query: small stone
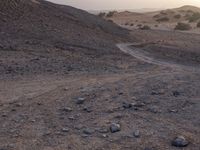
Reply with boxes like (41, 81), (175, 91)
(169, 109), (178, 113)
(118, 92), (124, 95)
(171, 136), (189, 147)
(68, 116), (75, 120)
(15, 103), (23, 107)
(83, 128), (94, 135)
(122, 102), (132, 109)
(62, 107), (73, 112)
(83, 107), (92, 112)
(61, 128), (69, 132)
(132, 102), (145, 108)
(76, 97), (85, 104)
(37, 102), (42, 106)
(110, 123), (121, 133)
(102, 134), (108, 138)
(75, 125), (84, 130)
(148, 107), (159, 113)
(133, 130), (140, 138)
(64, 87), (69, 91)
(97, 128), (109, 133)
(173, 91), (180, 97)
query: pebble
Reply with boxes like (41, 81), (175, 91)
(62, 107), (73, 112)
(68, 116), (75, 120)
(76, 97), (85, 104)
(61, 128), (69, 132)
(110, 123), (121, 133)
(83, 107), (92, 112)
(83, 128), (94, 135)
(133, 130), (140, 138)
(173, 91), (180, 97)
(102, 134), (108, 138)
(171, 136), (189, 147)
(122, 102), (132, 109)
(97, 128), (109, 133)
(15, 103), (23, 107)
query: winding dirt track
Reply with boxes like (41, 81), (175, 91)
(117, 43), (200, 72)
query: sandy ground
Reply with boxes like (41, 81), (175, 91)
(1, 29), (200, 149)
(0, 1), (200, 149)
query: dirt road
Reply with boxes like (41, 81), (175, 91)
(117, 43), (200, 72)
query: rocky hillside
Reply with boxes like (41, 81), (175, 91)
(0, 0), (132, 77)
(0, 0), (129, 52)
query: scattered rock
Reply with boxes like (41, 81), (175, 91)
(62, 107), (73, 112)
(169, 109), (178, 113)
(118, 92), (124, 95)
(148, 106), (160, 113)
(61, 128), (69, 132)
(83, 128), (94, 135)
(173, 91), (180, 97)
(171, 136), (189, 147)
(110, 123), (121, 133)
(15, 103), (23, 107)
(97, 127), (109, 133)
(37, 102), (42, 106)
(64, 87), (69, 91)
(132, 102), (145, 108)
(76, 97), (85, 104)
(122, 102), (132, 109)
(75, 125), (84, 130)
(102, 134), (108, 138)
(68, 116), (75, 120)
(133, 130), (140, 138)
(83, 107), (92, 112)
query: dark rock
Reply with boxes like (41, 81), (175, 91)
(122, 102), (132, 109)
(110, 123), (121, 133)
(97, 127), (109, 133)
(83, 128), (94, 135)
(68, 116), (75, 120)
(61, 128), (69, 132)
(15, 103), (23, 107)
(173, 91), (180, 97)
(83, 107), (92, 112)
(171, 136), (189, 147)
(133, 130), (140, 138)
(118, 92), (124, 95)
(102, 134), (108, 138)
(76, 97), (85, 104)
(132, 102), (145, 108)
(62, 107), (73, 112)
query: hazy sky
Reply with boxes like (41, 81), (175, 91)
(47, 0), (200, 10)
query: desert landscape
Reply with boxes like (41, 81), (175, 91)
(0, 0), (200, 150)
(102, 5), (200, 33)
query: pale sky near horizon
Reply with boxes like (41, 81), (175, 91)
(47, 0), (200, 10)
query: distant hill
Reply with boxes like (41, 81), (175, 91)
(104, 5), (200, 32)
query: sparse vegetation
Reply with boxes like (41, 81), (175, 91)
(106, 11), (117, 17)
(187, 12), (200, 22)
(98, 12), (106, 18)
(140, 25), (151, 30)
(160, 11), (167, 15)
(153, 14), (160, 18)
(125, 22), (129, 26)
(197, 21), (200, 28)
(174, 14), (181, 19)
(175, 22), (191, 30)
(156, 17), (170, 22)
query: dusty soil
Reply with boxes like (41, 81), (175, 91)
(0, 1), (200, 150)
